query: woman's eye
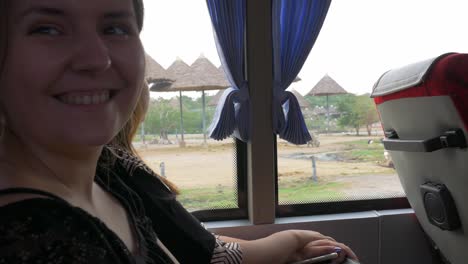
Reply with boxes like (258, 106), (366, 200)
(29, 26), (62, 36)
(103, 26), (129, 36)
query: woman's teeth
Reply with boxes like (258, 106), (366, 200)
(58, 91), (110, 105)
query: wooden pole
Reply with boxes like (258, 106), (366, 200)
(311, 156), (317, 182)
(326, 95), (330, 134)
(179, 90), (185, 147)
(202, 90), (207, 145)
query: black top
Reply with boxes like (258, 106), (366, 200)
(0, 148), (216, 264)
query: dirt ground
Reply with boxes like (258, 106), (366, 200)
(136, 134), (404, 196)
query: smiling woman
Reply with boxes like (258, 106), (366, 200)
(0, 1), (143, 153)
(0, 1), (358, 264)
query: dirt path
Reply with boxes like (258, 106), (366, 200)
(138, 143), (237, 188)
(330, 174), (405, 197)
(136, 135), (400, 195)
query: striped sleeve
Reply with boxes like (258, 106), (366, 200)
(210, 235), (243, 264)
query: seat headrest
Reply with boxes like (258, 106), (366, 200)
(371, 53), (454, 97)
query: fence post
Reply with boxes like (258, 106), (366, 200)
(160, 162), (166, 177)
(311, 156), (317, 182)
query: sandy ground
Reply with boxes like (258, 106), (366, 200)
(137, 142), (237, 188)
(136, 134), (404, 195)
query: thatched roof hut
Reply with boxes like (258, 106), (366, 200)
(148, 55), (230, 145)
(170, 54), (230, 91)
(150, 58), (191, 92)
(306, 74), (347, 96)
(145, 54), (173, 90)
(306, 74), (347, 133)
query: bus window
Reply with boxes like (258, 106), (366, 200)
(138, 0), (468, 221)
(276, 0), (468, 216)
(138, 1), (245, 220)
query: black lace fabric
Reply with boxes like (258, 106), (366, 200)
(0, 148), (241, 263)
(0, 177), (174, 264)
(0, 199), (117, 263)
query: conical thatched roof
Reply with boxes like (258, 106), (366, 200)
(145, 54), (173, 90)
(290, 89), (310, 109)
(145, 53), (166, 79)
(306, 74), (347, 96)
(166, 58), (192, 80)
(170, 55), (230, 91)
(151, 56), (230, 93)
(150, 58), (191, 92)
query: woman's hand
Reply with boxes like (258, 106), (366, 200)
(236, 229), (358, 264)
(288, 236), (358, 264)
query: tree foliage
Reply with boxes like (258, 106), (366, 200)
(304, 94), (353, 108)
(303, 94), (353, 132)
(336, 94), (379, 135)
(141, 95), (216, 136)
(144, 98), (178, 136)
(140, 93), (378, 137)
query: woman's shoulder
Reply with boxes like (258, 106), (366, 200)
(0, 198), (113, 263)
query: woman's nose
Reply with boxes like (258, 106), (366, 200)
(71, 32), (112, 74)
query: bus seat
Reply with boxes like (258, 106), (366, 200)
(371, 52), (468, 264)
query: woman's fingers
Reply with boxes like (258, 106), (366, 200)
(288, 230), (359, 264)
(297, 239), (339, 258)
(299, 239), (358, 264)
(290, 245), (338, 263)
(329, 242), (358, 264)
(291, 230), (336, 246)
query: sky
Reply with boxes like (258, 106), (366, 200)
(140, 0), (468, 98)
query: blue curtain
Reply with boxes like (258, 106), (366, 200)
(272, 0), (332, 144)
(206, 0), (250, 142)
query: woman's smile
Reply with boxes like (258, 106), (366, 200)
(56, 90), (116, 106)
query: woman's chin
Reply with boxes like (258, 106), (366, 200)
(51, 134), (115, 151)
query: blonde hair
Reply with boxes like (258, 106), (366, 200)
(108, 82), (149, 154)
(107, 82), (179, 194)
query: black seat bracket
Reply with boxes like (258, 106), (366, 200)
(383, 128), (467, 152)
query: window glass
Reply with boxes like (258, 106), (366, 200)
(278, 0), (468, 205)
(138, 0), (238, 212)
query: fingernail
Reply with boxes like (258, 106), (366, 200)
(334, 246), (342, 253)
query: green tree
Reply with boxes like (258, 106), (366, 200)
(142, 95), (217, 137)
(337, 94), (379, 135)
(144, 98), (179, 137)
(304, 94), (353, 108)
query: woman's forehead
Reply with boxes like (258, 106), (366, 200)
(9, 0), (135, 18)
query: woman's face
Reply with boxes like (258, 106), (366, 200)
(0, 0), (145, 150)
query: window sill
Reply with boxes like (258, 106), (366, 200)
(204, 208), (415, 229)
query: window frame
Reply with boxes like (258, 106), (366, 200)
(192, 139), (248, 221)
(194, 0), (410, 223)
